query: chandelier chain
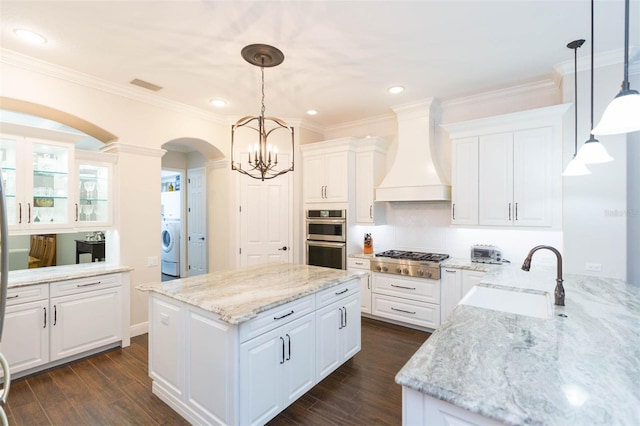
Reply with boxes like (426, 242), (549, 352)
(261, 66), (266, 117)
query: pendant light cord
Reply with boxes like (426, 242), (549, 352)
(590, 0), (595, 134)
(574, 45), (579, 156)
(623, 0), (630, 91)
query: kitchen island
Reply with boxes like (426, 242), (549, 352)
(396, 264), (640, 425)
(137, 262), (364, 426)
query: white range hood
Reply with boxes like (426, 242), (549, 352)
(375, 99), (451, 202)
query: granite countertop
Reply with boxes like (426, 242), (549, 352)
(396, 264), (640, 425)
(136, 262), (365, 324)
(9, 263), (133, 288)
(440, 257), (502, 272)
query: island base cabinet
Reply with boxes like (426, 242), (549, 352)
(186, 310), (234, 425)
(403, 387), (504, 426)
(316, 293), (361, 381)
(239, 313), (316, 426)
(49, 286), (123, 362)
(149, 296), (184, 399)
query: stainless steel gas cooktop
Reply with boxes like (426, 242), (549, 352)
(370, 250), (450, 279)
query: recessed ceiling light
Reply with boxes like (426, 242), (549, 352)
(13, 28), (47, 44)
(306, 110), (318, 116)
(209, 99), (227, 107)
(388, 86), (405, 94)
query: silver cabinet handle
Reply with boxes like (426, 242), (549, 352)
(335, 288), (348, 295)
(0, 352), (10, 406)
(509, 203), (512, 221)
(445, 269), (457, 273)
(27, 202), (31, 223)
(18, 202), (22, 224)
(391, 307), (416, 315)
(43, 307), (47, 329)
(391, 284), (416, 290)
(369, 205), (373, 219)
(75, 203), (79, 222)
(53, 305), (57, 326)
(515, 202), (519, 221)
(452, 203), (455, 220)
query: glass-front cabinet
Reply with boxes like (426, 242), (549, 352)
(1, 133), (75, 233)
(75, 150), (116, 228)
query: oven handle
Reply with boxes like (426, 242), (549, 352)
(305, 218), (346, 224)
(306, 240), (346, 249)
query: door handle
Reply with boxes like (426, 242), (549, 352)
(338, 307), (344, 329)
(369, 205), (373, 219)
(286, 334), (291, 361)
(199, 237), (205, 240)
(279, 337), (285, 364)
(75, 203), (79, 222)
(43, 307), (47, 329)
(27, 202), (31, 223)
(452, 203), (455, 220)
(53, 305), (57, 326)
(19, 202), (22, 224)
(278, 246), (288, 251)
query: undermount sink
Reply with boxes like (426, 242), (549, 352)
(459, 286), (553, 319)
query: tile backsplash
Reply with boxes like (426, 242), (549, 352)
(350, 202), (563, 265)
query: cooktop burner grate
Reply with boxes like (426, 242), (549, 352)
(375, 250), (450, 263)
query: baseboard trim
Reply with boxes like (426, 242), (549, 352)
(130, 321), (149, 337)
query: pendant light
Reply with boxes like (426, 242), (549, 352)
(592, 0), (640, 135)
(231, 44), (295, 181)
(563, 39), (591, 177)
(576, 0), (614, 164)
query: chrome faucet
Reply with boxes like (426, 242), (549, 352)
(521, 245), (565, 306)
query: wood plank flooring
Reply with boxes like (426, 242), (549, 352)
(5, 317), (429, 425)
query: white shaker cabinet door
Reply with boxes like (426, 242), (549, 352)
(324, 151), (349, 202)
(341, 294), (361, 362)
(315, 302), (342, 381)
(479, 132), (513, 226)
(302, 154), (326, 203)
(512, 127), (552, 227)
(281, 313), (316, 406)
(49, 286), (123, 362)
(0, 300), (49, 375)
(451, 137), (479, 225)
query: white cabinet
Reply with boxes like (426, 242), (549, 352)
(301, 138), (356, 204)
(451, 137), (478, 225)
(440, 267), (487, 323)
(0, 131), (78, 233)
(240, 313), (316, 426)
(347, 257), (371, 313)
(372, 273), (441, 329)
(0, 273), (128, 378)
(478, 128), (552, 226)
(355, 138), (387, 224)
(443, 104), (569, 228)
(316, 292), (360, 381)
(49, 276), (123, 362)
(0, 284), (49, 376)
(147, 278), (361, 426)
(74, 150), (116, 229)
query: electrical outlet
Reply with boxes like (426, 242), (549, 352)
(147, 256), (159, 267)
(585, 263), (602, 272)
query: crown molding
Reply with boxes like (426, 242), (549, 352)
(440, 79), (558, 110)
(553, 46), (640, 77)
(0, 48), (228, 126)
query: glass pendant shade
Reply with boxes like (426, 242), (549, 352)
(592, 90), (640, 135)
(562, 156), (591, 176)
(576, 136), (614, 164)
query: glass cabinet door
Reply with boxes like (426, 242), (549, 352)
(31, 142), (70, 227)
(0, 135), (20, 227)
(77, 163), (110, 225)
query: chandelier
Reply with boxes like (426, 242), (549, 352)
(231, 44), (295, 181)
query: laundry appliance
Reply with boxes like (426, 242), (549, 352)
(161, 220), (181, 277)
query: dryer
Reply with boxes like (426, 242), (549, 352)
(161, 220), (180, 276)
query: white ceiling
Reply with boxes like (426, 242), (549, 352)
(1, 0), (638, 129)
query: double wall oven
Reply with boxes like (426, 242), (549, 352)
(305, 209), (346, 270)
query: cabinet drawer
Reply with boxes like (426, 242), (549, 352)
(6, 284), (49, 306)
(373, 274), (440, 304)
(347, 258), (370, 270)
(372, 294), (440, 329)
(239, 295), (315, 343)
(315, 279), (360, 309)
(50, 274), (120, 297)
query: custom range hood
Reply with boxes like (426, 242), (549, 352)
(376, 99), (451, 202)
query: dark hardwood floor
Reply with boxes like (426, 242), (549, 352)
(5, 317), (429, 425)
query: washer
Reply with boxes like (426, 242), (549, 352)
(161, 220), (181, 276)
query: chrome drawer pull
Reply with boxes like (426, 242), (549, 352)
(391, 284), (416, 290)
(391, 307), (416, 315)
(274, 310), (294, 320)
(76, 281), (102, 288)
(335, 288), (349, 295)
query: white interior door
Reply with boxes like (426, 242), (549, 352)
(187, 167), (207, 276)
(240, 154), (291, 266)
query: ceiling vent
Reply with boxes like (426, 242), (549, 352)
(129, 78), (163, 92)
